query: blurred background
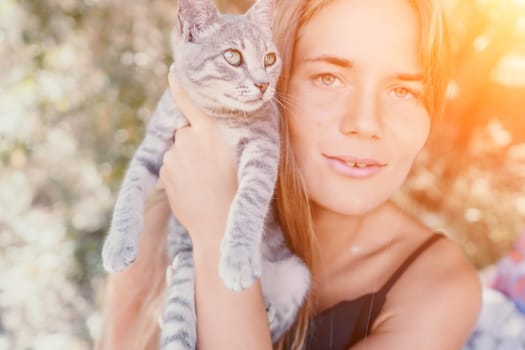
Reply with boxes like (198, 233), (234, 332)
(1, 0), (525, 348)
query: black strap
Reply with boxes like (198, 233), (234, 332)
(379, 233), (444, 295)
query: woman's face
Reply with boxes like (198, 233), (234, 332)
(286, 0), (430, 216)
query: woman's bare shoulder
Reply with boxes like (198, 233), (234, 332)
(383, 204), (481, 315)
(370, 208), (482, 349)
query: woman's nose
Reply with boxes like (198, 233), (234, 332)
(339, 88), (383, 140)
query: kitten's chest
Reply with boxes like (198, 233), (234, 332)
(217, 124), (255, 161)
(216, 115), (279, 167)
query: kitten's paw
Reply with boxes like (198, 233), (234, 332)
(102, 214), (143, 272)
(102, 231), (139, 272)
(219, 242), (261, 291)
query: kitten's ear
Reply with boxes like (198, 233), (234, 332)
(247, 0), (274, 38)
(175, 0), (219, 41)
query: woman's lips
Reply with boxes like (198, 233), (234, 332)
(322, 154), (386, 178)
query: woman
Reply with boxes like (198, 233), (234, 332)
(98, 0), (482, 349)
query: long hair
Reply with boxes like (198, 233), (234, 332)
(97, 0), (451, 349)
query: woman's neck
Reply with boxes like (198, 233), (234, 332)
(311, 203), (364, 270)
(312, 206), (361, 243)
(310, 201), (391, 274)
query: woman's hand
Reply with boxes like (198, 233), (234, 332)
(159, 73), (238, 250)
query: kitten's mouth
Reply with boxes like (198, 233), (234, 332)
(245, 97), (264, 104)
(224, 93), (265, 105)
(239, 95), (270, 107)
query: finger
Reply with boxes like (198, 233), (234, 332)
(172, 124), (193, 150)
(159, 164), (168, 187)
(172, 123), (190, 144)
(161, 152), (171, 179)
(159, 160), (177, 191)
(159, 166), (176, 203)
(154, 180), (164, 191)
(168, 69), (212, 131)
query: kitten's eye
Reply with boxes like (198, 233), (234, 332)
(223, 49), (243, 66)
(264, 52), (277, 67)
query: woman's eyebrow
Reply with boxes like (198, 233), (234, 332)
(396, 73), (424, 82)
(300, 55), (354, 68)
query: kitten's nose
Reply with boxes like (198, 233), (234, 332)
(254, 82), (269, 94)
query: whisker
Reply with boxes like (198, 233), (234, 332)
(276, 92), (301, 105)
(272, 97), (291, 114)
(274, 93), (301, 112)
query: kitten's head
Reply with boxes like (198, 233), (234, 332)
(171, 0), (281, 114)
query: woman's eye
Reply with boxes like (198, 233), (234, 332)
(264, 52), (277, 67)
(223, 49), (243, 66)
(313, 73), (342, 87)
(391, 86), (420, 100)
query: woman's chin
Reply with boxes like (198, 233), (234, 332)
(312, 193), (390, 218)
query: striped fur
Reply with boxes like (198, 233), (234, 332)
(101, 0), (310, 348)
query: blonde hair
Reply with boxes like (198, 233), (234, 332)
(98, 0), (451, 349)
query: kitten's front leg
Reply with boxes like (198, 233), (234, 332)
(103, 90), (184, 272)
(102, 139), (165, 272)
(219, 140), (279, 291)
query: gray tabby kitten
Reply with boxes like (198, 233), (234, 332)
(101, 0), (310, 348)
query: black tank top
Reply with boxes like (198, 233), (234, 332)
(304, 233), (444, 350)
